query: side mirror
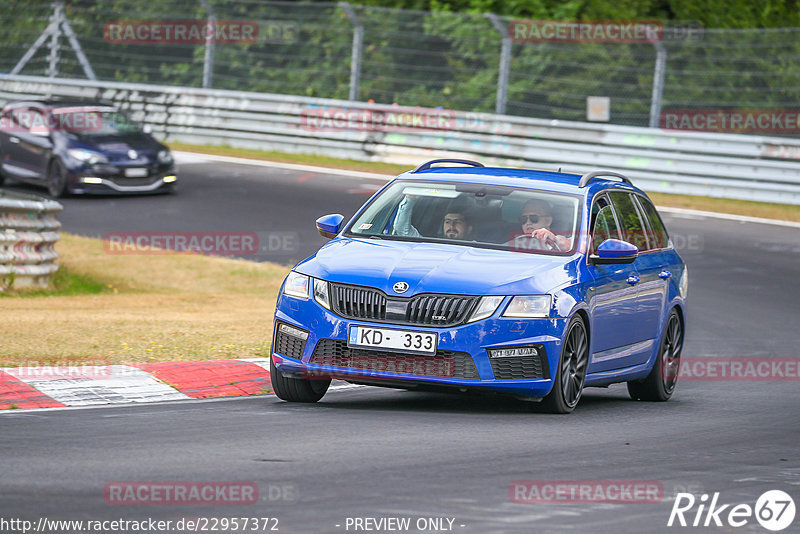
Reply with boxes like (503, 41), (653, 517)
(589, 239), (638, 265)
(316, 213), (344, 239)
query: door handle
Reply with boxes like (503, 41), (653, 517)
(626, 274), (640, 285)
(9, 136), (20, 144)
(659, 270), (672, 279)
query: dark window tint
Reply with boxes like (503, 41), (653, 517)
(636, 196), (670, 249)
(590, 195), (621, 253)
(608, 191), (649, 251)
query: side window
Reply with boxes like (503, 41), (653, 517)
(608, 191), (650, 251)
(10, 109), (32, 132)
(590, 195), (621, 253)
(10, 108), (46, 134)
(0, 111), (12, 132)
(635, 196), (670, 249)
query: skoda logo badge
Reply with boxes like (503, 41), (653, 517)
(393, 282), (409, 294)
(128, 149), (138, 160)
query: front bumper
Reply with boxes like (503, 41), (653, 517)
(66, 162), (177, 194)
(272, 292), (569, 399)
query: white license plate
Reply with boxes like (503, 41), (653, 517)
(124, 167), (148, 177)
(348, 326), (437, 355)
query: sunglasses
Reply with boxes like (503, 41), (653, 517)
(519, 214), (548, 224)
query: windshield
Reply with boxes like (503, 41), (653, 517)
(346, 180), (581, 254)
(51, 108), (142, 136)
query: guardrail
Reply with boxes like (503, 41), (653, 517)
(0, 190), (62, 289)
(1, 74), (800, 204)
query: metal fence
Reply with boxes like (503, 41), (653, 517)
(2, 1), (800, 129)
(0, 190), (62, 289)
(2, 74), (800, 205)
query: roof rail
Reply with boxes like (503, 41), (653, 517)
(411, 159), (485, 173)
(578, 170), (632, 188)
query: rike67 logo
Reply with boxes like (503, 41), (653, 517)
(668, 490), (795, 531)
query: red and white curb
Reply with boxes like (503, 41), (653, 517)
(0, 358), (274, 410)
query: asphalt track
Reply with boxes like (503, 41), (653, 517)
(1, 155), (799, 533)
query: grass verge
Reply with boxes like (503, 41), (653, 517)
(1, 233), (289, 366)
(168, 142), (800, 222)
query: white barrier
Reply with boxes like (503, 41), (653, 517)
(1, 74), (799, 204)
(0, 190), (62, 288)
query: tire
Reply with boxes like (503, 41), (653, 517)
(541, 315), (589, 414)
(47, 159), (69, 198)
(270, 356), (330, 403)
(628, 309), (683, 402)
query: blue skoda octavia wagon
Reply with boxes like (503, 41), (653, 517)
(271, 160), (687, 413)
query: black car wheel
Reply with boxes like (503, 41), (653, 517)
(47, 159), (68, 198)
(628, 309), (683, 402)
(270, 356), (330, 403)
(541, 315), (588, 414)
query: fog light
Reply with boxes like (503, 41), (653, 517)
(489, 346), (540, 359)
(81, 177), (103, 184)
(279, 323), (309, 341)
(163, 175), (177, 183)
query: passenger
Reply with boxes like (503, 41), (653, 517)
(391, 195), (421, 237)
(392, 196), (474, 241)
(441, 210), (473, 240)
(518, 199), (570, 251)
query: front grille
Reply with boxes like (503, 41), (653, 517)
(331, 284), (386, 321)
(329, 283), (477, 327)
(489, 352), (548, 380)
(274, 323), (307, 360)
(109, 177), (160, 186)
(311, 339), (480, 380)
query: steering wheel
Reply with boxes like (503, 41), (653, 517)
(541, 233), (560, 251)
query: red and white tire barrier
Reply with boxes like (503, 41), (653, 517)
(0, 358), (272, 410)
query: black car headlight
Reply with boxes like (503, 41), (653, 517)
(68, 148), (107, 165)
(157, 150), (173, 164)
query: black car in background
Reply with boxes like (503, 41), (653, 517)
(0, 100), (176, 196)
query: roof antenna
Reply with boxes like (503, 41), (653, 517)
(557, 167), (562, 172)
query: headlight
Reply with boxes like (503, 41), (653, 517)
(313, 279), (330, 309)
(467, 296), (504, 323)
(157, 150), (173, 164)
(502, 295), (551, 318)
(283, 271), (309, 299)
(67, 148), (107, 165)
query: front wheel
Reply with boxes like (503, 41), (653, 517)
(47, 159), (69, 198)
(541, 315), (588, 414)
(270, 356), (330, 403)
(628, 309), (683, 402)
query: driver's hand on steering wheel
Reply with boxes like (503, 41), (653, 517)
(530, 228), (562, 251)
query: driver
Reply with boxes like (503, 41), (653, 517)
(519, 199), (570, 251)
